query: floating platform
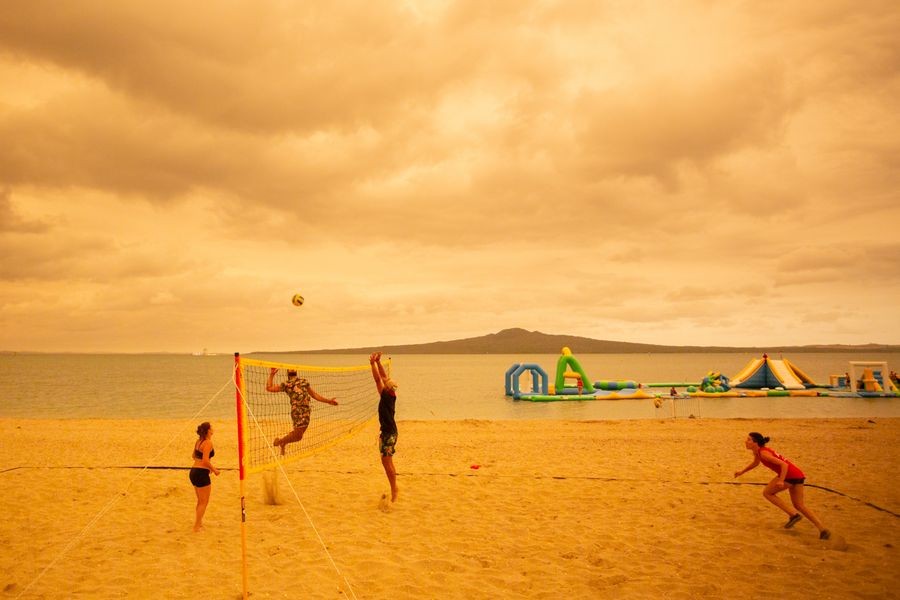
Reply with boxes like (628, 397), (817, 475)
(689, 389), (821, 398)
(689, 389), (896, 398)
(515, 389), (656, 402)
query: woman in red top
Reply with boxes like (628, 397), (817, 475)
(734, 432), (830, 540)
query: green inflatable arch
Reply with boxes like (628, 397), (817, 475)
(554, 349), (595, 393)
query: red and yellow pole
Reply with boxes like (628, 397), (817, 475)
(234, 352), (249, 600)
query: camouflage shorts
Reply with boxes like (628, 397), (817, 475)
(379, 433), (397, 457)
(291, 403), (311, 429)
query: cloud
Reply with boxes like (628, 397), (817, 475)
(0, 188), (50, 233)
(0, 0), (898, 351)
(571, 63), (792, 183)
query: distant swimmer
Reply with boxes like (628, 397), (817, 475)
(734, 432), (830, 540)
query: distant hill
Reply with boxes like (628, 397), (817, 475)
(278, 328), (900, 355)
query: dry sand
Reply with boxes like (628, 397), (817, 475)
(1, 417), (898, 599)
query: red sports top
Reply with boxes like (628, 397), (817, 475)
(758, 447), (805, 479)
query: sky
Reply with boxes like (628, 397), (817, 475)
(1, 1), (899, 353)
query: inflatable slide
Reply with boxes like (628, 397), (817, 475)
(729, 355), (815, 390)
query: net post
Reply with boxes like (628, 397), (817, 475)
(234, 352), (249, 600)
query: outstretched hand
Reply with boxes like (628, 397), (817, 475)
(269, 367), (278, 375)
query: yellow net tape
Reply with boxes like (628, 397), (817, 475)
(237, 357), (388, 474)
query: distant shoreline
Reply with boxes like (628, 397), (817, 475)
(5, 348), (900, 356)
(272, 328), (900, 355)
(4, 325), (900, 356)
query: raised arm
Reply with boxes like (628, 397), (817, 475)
(370, 352), (384, 393)
(265, 367), (281, 392)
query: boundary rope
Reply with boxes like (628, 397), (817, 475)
(5, 463), (896, 520)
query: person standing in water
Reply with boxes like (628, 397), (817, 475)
(370, 352), (399, 502)
(734, 432), (831, 540)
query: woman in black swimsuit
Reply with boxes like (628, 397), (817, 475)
(190, 421), (220, 532)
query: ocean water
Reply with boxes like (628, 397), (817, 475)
(0, 352), (898, 421)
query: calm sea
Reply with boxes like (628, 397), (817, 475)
(0, 352), (898, 421)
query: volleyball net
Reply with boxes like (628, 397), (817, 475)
(234, 354), (386, 474)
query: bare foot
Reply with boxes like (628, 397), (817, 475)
(391, 487), (399, 502)
(193, 525), (204, 533)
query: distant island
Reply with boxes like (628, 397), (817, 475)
(273, 328), (900, 355)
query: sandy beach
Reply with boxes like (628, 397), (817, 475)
(1, 417), (898, 599)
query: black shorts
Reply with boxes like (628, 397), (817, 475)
(189, 468), (211, 488)
(785, 477), (805, 485)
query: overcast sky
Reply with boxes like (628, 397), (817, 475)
(1, 1), (898, 353)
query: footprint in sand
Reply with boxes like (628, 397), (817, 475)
(378, 493), (392, 513)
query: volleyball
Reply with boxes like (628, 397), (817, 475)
(291, 293), (304, 307)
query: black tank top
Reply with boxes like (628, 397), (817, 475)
(193, 444), (215, 460)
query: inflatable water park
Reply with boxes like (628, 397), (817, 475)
(506, 347), (657, 402)
(686, 356), (900, 398)
(505, 349), (900, 403)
